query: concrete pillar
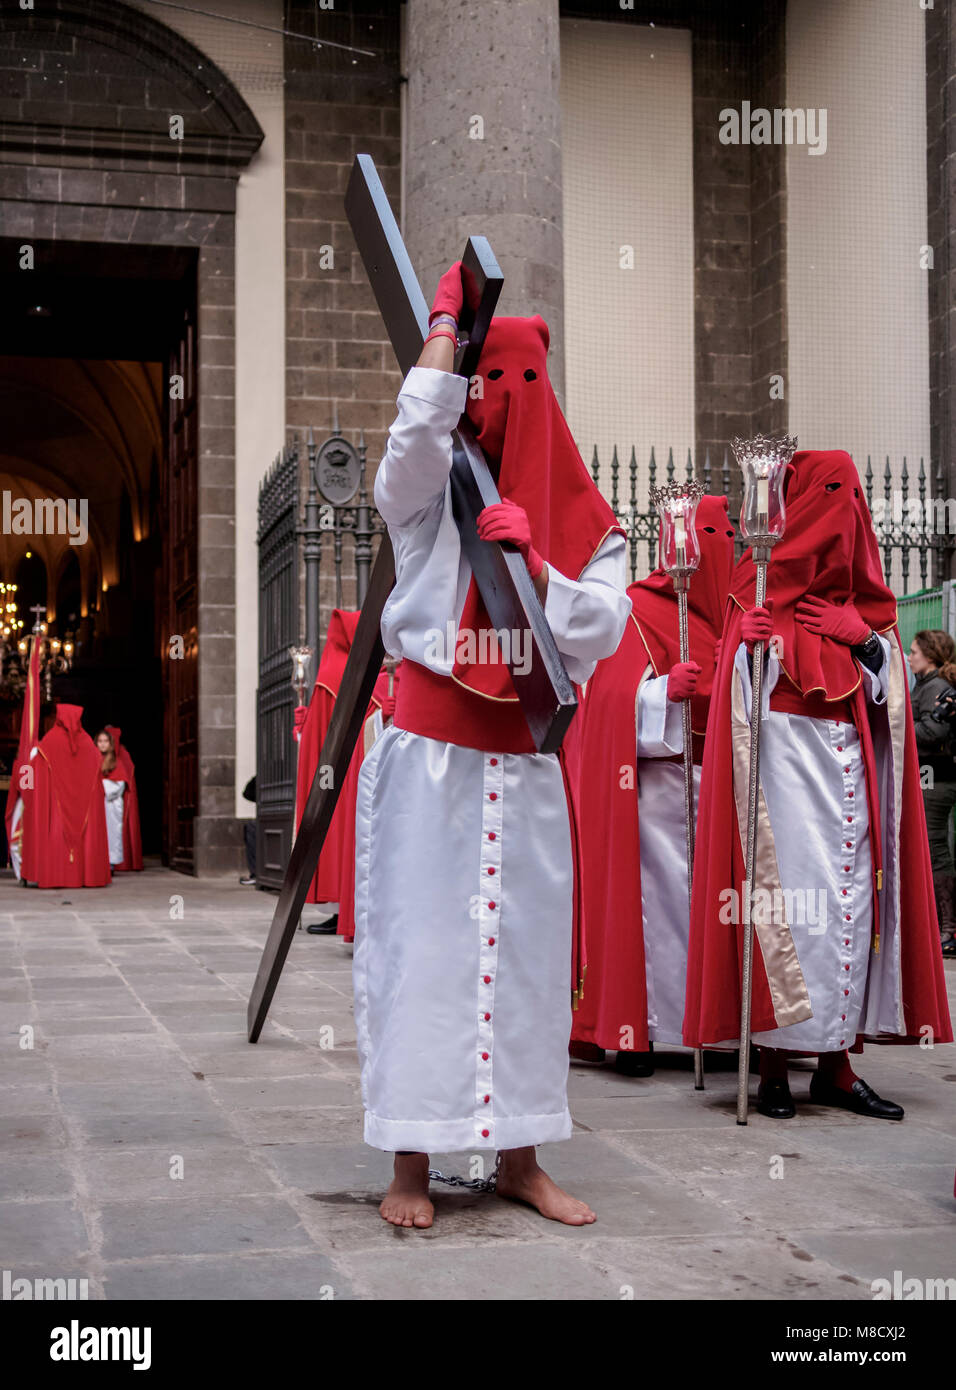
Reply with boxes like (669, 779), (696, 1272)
(404, 0), (565, 399)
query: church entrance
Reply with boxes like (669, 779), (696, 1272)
(0, 239), (198, 867)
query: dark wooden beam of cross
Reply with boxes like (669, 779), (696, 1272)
(247, 153), (576, 1042)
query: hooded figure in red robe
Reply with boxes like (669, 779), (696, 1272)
(684, 451), (952, 1120)
(24, 704), (110, 889)
(5, 633), (40, 876)
(103, 726), (143, 871)
(572, 496), (735, 1069)
(294, 609), (389, 938)
(451, 312), (626, 1001)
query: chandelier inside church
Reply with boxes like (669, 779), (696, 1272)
(0, 589), (74, 702)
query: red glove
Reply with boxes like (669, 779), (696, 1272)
(794, 596), (870, 646)
(476, 499), (545, 579)
(293, 704), (308, 743)
(380, 695), (396, 724)
(429, 262), (465, 326)
(741, 602), (774, 652)
(667, 661), (701, 702)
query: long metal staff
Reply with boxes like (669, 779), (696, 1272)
(650, 482), (705, 1089)
(733, 434), (794, 1124)
(736, 548), (769, 1123)
(677, 574), (705, 1091)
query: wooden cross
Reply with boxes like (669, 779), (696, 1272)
(247, 154), (576, 1042)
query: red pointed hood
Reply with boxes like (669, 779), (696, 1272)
(730, 450), (898, 699)
(55, 703), (85, 755)
(630, 494), (735, 727)
(455, 315), (624, 700)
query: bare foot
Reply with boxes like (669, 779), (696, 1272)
(496, 1149), (596, 1226)
(379, 1153), (434, 1229)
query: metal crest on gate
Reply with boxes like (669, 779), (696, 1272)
(313, 433), (361, 507)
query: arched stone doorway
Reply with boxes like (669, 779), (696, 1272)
(0, 0), (264, 873)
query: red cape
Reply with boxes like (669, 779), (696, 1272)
(104, 725), (143, 871)
(5, 634), (40, 864)
(573, 497), (734, 1050)
(24, 704), (110, 889)
(684, 458), (952, 1049)
(294, 610), (387, 935)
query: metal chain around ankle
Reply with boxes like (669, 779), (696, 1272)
(428, 1151), (502, 1194)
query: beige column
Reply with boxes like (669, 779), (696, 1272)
(404, 0), (565, 398)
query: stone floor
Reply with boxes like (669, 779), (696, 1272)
(1, 866), (954, 1301)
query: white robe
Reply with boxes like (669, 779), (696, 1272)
(737, 638), (902, 1052)
(102, 779), (125, 866)
(636, 673), (699, 1046)
(353, 366), (630, 1152)
(8, 796), (23, 880)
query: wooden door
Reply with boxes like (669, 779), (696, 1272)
(162, 301), (199, 871)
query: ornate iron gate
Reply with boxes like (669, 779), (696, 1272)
(256, 443), (298, 891)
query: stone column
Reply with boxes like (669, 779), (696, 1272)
(404, 0), (566, 399)
(926, 0), (955, 550)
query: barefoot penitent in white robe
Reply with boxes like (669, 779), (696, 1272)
(735, 637), (902, 1052)
(635, 673), (703, 1046)
(353, 365), (630, 1153)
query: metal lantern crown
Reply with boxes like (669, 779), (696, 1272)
(649, 480), (705, 579)
(289, 645), (313, 706)
(732, 434), (796, 548)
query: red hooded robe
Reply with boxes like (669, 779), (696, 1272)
(5, 634), (40, 872)
(104, 726), (143, 872)
(294, 610), (388, 937)
(572, 496), (735, 1050)
(683, 451), (952, 1049)
(26, 704), (110, 889)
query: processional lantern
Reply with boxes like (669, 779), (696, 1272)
(729, 433), (796, 1125)
(650, 479), (705, 1092)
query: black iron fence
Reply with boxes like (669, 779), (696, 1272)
(256, 442), (299, 890)
(588, 446), (953, 593)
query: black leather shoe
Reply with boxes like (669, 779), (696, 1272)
(615, 1045), (654, 1077)
(809, 1074), (904, 1121)
(756, 1078), (795, 1118)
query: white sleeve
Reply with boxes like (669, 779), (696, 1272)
(860, 634), (892, 705)
(373, 366), (468, 528)
(543, 531), (632, 685)
(637, 671), (685, 756)
(734, 640), (779, 723)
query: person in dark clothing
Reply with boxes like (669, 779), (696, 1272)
(908, 630), (956, 955)
(241, 776), (256, 886)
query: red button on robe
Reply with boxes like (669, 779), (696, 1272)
(24, 704), (110, 889)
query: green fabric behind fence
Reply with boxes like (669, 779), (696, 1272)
(896, 588), (943, 655)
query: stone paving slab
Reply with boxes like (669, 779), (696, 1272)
(102, 1252), (351, 1301)
(1, 867), (954, 1302)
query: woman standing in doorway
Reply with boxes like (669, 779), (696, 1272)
(907, 630), (956, 956)
(96, 729), (125, 872)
